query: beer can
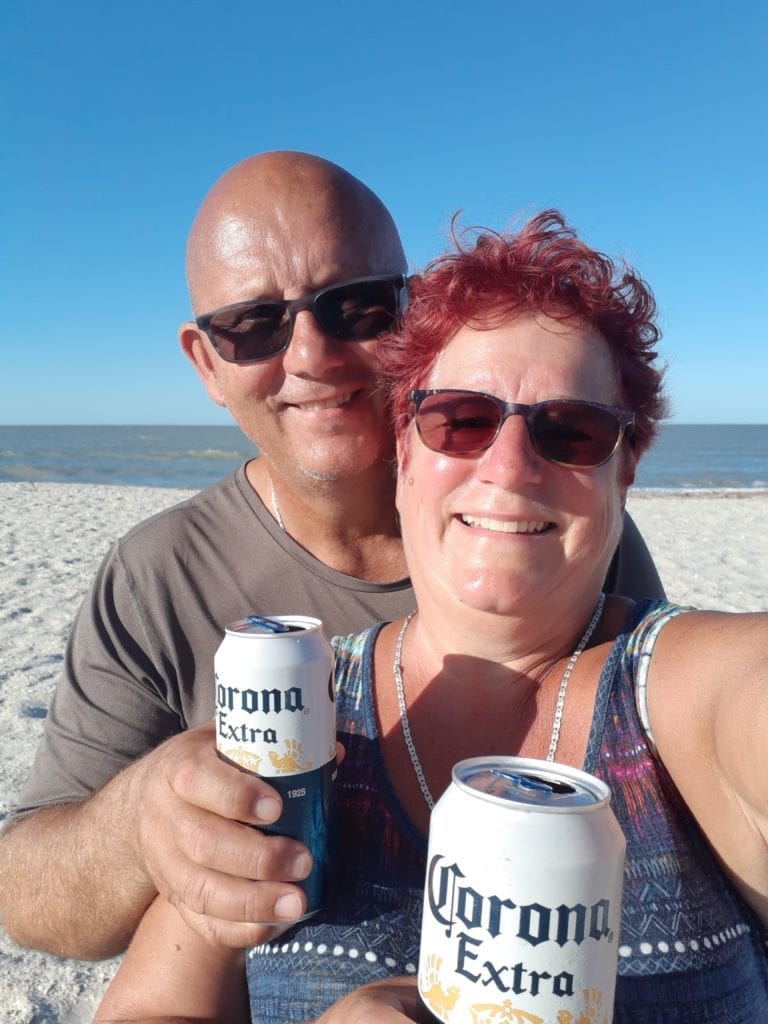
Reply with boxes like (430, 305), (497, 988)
(419, 756), (625, 1024)
(214, 615), (336, 918)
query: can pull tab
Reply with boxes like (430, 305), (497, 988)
(492, 769), (576, 796)
(244, 615), (293, 633)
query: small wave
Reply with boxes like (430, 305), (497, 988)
(126, 448), (254, 461)
(88, 449), (254, 464)
(0, 463), (63, 482)
(129, 441), (250, 459)
(633, 486), (768, 497)
(185, 448), (250, 459)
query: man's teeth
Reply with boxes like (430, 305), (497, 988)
(299, 393), (354, 412)
(460, 515), (550, 534)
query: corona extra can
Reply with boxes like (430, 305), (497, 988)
(215, 615), (336, 918)
(419, 756), (625, 1024)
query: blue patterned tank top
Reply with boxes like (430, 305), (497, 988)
(246, 600), (768, 1022)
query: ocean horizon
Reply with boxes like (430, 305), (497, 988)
(1, 423), (767, 493)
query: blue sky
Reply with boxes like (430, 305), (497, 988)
(2, 0), (766, 425)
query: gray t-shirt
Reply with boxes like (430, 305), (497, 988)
(14, 465), (415, 815)
(13, 464), (664, 817)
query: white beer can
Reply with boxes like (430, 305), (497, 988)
(419, 756), (625, 1024)
(215, 615), (336, 916)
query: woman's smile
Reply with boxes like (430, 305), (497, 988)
(458, 513), (554, 534)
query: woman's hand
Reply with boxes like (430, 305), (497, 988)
(313, 977), (433, 1023)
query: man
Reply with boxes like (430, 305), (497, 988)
(0, 152), (664, 959)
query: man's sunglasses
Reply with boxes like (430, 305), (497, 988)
(195, 274), (408, 365)
(409, 389), (635, 468)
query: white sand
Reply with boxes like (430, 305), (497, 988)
(0, 482), (766, 1022)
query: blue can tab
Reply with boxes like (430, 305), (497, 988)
(493, 769), (559, 794)
(244, 615), (293, 633)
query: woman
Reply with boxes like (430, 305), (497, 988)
(94, 212), (768, 1023)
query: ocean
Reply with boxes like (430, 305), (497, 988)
(0, 423), (766, 492)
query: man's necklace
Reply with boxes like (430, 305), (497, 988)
(270, 478), (286, 532)
(392, 592), (607, 811)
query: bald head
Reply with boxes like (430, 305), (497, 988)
(186, 151), (406, 315)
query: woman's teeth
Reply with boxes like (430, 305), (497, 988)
(460, 515), (550, 534)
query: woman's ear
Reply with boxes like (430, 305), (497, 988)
(622, 447), (638, 490)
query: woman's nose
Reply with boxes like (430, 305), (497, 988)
(476, 414), (546, 485)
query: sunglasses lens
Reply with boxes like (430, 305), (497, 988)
(315, 279), (400, 341)
(416, 393), (502, 454)
(415, 393), (625, 466)
(207, 304), (292, 363)
(202, 277), (402, 363)
(532, 403), (621, 466)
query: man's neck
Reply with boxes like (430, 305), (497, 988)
(246, 459), (407, 583)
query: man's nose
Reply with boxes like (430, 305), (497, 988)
(281, 309), (348, 376)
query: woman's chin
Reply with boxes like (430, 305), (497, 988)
(450, 577), (545, 617)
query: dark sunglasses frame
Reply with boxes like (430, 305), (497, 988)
(195, 274), (408, 365)
(409, 388), (635, 468)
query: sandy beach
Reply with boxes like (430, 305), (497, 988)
(0, 482), (766, 1023)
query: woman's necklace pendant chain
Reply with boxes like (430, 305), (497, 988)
(545, 591), (606, 762)
(392, 593), (607, 812)
(393, 612), (434, 810)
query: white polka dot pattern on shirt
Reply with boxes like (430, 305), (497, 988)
(618, 921), (751, 959)
(249, 941), (418, 974)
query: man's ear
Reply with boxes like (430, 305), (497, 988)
(394, 433), (412, 514)
(179, 323), (226, 407)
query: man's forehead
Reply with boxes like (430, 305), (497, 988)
(193, 210), (389, 308)
(209, 212), (261, 266)
(187, 154), (405, 311)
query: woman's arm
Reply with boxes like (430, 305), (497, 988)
(93, 895), (249, 1023)
(648, 610), (768, 923)
(94, 899), (428, 1024)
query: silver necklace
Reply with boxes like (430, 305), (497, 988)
(392, 592), (607, 811)
(545, 592), (606, 762)
(269, 478), (286, 532)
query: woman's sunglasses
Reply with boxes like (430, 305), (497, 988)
(196, 274), (408, 365)
(409, 389), (635, 468)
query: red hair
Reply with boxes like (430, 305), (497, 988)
(381, 210), (668, 461)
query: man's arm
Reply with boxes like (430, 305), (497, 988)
(0, 722), (312, 958)
(0, 536), (179, 957)
(0, 793), (154, 958)
(2, 493), (344, 957)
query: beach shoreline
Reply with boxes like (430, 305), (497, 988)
(631, 489), (768, 497)
(1, 482), (765, 1022)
